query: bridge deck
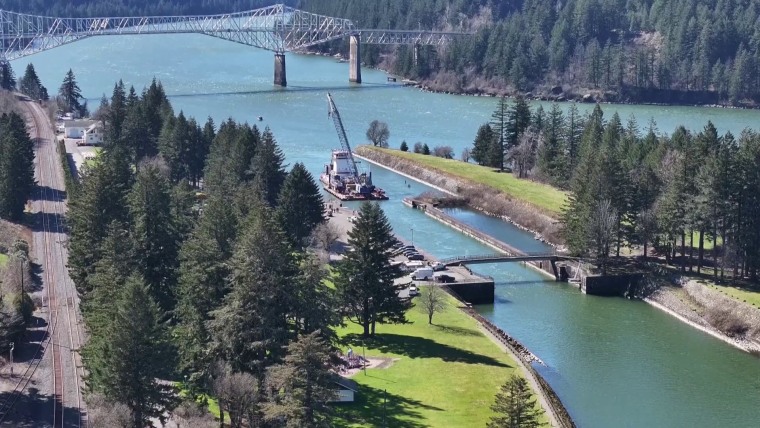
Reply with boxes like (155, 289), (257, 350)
(441, 254), (564, 267)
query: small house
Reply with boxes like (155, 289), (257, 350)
(331, 377), (359, 403)
(64, 120), (97, 139)
(82, 122), (104, 146)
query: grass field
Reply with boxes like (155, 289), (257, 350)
(364, 147), (568, 216)
(0, 253), (7, 268)
(706, 282), (760, 308)
(333, 287), (548, 428)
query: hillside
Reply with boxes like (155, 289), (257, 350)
(300, 0), (760, 106)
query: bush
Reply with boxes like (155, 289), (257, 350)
(400, 141), (408, 152)
(413, 142), (423, 153)
(433, 145), (454, 159)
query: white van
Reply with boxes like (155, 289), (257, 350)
(412, 267), (434, 281)
(404, 261), (425, 269)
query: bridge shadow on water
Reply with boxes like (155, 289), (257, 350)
(340, 333), (510, 368)
(167, 82), (397, 99)
(0, 388), (84, 427)
(333, 383), (442, 428)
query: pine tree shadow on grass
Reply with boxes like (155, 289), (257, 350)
(332, 383), (442, 428)
(340, 333), (510, 368)
(0, 388), (84, 427)
(432, 324), (481, 337)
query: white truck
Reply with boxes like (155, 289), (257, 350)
(412, 267), (434, 281)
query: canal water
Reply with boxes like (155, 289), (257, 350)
(14, 34), (760, 427)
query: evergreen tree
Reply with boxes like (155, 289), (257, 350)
(18, 63), (47, 101)
(0, 62), (16, 90)
(208, 201), (296, 376)
(251, 127), (287, 206)
(488, 375), (542, 428)
(175, 194), (238, 389)
(536, 103), (567, 184)
(58, 69), (84, 115)
(422, 143), (430, 155)
(292, 256), (340, 339)
(506, 95), (532, 150)
(0, 113), (35, 221)
(83, 275), (176, 428)
(67, 145), (133, 293)
(335, 202), (409, 337)
(472, 123), (497, 167)
(400, 141), (409, 152)
(490, 96), (509, 171)
(265, 331), (336, 427)
(276, 162), (325, 248)
(128, 159), (178, 313)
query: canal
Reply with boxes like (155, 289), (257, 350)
(14, 33), (760, 427)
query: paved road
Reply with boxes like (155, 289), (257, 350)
(0, 97), (86, 427)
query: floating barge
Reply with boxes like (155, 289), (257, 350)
(320, 150), (388, 201)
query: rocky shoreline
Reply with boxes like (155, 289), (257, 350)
(646, 279), (760, 355)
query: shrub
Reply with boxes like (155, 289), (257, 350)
(433, 145), (454, 159)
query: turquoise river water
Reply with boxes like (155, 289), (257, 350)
(13, 34), (760, 427)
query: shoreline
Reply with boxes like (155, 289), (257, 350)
(643, 297), (755, 353)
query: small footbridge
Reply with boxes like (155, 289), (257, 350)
(439, 252), (572, 281)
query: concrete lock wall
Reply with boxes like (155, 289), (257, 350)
(448, 282), (494, 305)
(582, 274), (643, 297)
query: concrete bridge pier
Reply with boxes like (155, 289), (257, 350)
(349, 34), (361, 83)
(274, 52), (287, 87)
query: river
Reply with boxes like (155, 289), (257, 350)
(14, 34), (760, 427)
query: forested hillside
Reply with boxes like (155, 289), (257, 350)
(6, 0), (760, 104)
(301, 0), (760, 106)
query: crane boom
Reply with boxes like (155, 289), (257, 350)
(326, 92), (360, 179)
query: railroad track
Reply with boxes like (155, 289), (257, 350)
(0, 97), (86, 427)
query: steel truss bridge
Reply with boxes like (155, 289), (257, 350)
(0, 3), (468, 85)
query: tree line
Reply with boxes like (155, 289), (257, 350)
(301, 0), (760, 105)
(471, 96), (760, 280)
(65, 76), (412, 426)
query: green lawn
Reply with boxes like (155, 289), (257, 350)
(0, 253), (7, 268)
(361, 146), (568, 217)
(333, 287), (548, 428)
(705, 281), (760, 308)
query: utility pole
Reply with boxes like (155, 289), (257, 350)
(10, 342), (14, 376)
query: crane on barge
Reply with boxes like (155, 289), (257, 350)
(320, 93), (388, 200)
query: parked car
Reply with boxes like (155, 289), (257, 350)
(412, 267), (434, 280)
(408, 285), (419, 296)
(407, 253), (425, 261)
(430, 262), (446, 271)
(435, 274), (456, 283)
(403, 250), (418, 257)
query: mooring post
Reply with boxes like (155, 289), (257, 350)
(349, 34), (362, 83)
(274, 52), (287, 87)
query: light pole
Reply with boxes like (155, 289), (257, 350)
(10, 342), (14, 376)
(410, 228), (414, 247)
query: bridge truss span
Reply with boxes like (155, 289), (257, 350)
(0, 4), (357, 59)
(0, 3), (471, 85)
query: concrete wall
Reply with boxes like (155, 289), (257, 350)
(582, 274), (643, 297)
(448, 281), (494, 305)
